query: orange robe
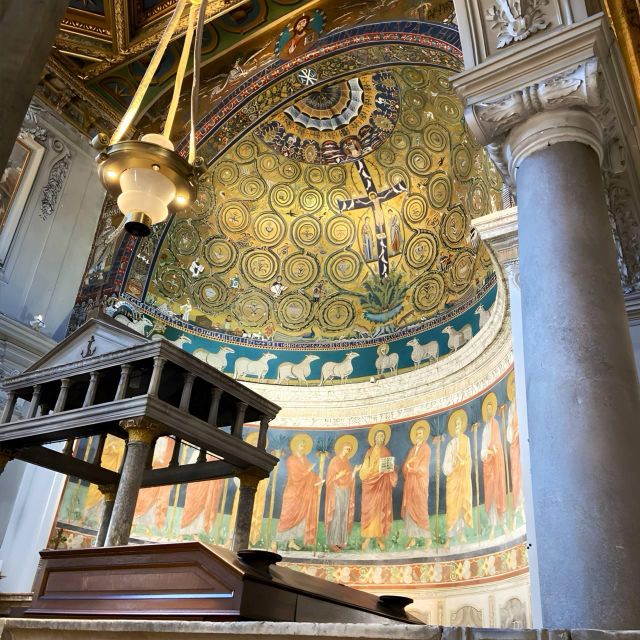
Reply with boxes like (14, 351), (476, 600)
(134, 437), (174, 530)
(443, 434), (473, 534)
(276, 454), (319, 545)
(324, 455), (356, 546)
(508, 401), (522, 507)
(401, 442), (430, 533)
(359, 445), (398, 538)
(180, 478), (224, 533)
(482, 418), (506, 517)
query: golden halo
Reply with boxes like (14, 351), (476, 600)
(368, 423), (391, 446)
(507, 371), (516, 402)
(482, 392), (498, 422)
(447, 408), (468, 436)
(410, 419), (431, 444)
(334, 434), (358, 458)
(290, 433), (313, 455)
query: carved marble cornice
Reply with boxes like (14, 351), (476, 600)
(472, 207), (519, 270)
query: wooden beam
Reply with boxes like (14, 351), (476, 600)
(12, 446), (120, 485)
(141, 459), (244, 487)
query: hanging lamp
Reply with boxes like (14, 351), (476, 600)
(93, 0), (207, 236)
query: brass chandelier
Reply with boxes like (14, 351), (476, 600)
(93, 0), (208, 236)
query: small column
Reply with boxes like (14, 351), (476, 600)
(53, 378), (72, 413)
(114, 364), (132, 401)
(95, 485), (117, 548)
(83, 372), (101, 407)
(0, 450), (13, 476)
(232, 401), (248, 439)
(93, 434), (107, 465)
(207, 387), (223, 427)
(233, 473), (262, 551)
(104, 417), (162, 546)
(179, 372), (196, 412)
(257, 416), (270, 450)
(62, 439), (75, 456)
(147, 357), (167, 397)
(169, 438), (181, 467)
(1, 391), (17, 423)
(26, 385), (42, 419)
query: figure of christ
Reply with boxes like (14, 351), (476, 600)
(359, 426), (398, 551)
(481, 394), (507, 538)
(275, 434), (321, 550)
(401, 421), (431, 549)
(133, 437), (175, 535)
(506, 397), (523, 517)
(442, 410), (473, 545)
(325, 435), (361, 552)
(180, 452), (225, 537)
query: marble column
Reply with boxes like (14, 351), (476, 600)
(232, 401), (247, 439)
(0, 0), (69, 175)
(257, 416), (270, 450)
(104, 418), (162, 547)
(0, 391), (17, 423)
(233, 474), (261, 551)
(179, 372), (196, 412)
(83, 372), (101, 407)
(208, 387), (222, 427)
(115, 364), (132, 401)
(26, 385), (42, 419)
(53, 378), (71, 413)
(95, 485), (116, 548)
(148, 357), (166, 397)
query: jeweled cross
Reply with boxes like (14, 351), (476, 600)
(337, 159), (407, 278)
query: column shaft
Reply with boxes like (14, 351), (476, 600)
(83, 372), (101, 407)
(148, 358), (166, 397)
(179, 372), (196, 412)
(1, 391), (17, 423)
(257, 416), (270, 450)
(26, 385), (42, 419)
(232, 402), (247, 439)
(517, 141), (640, 629)
(208, 387), (222, 427)
(53, 378), (71, 413)
(95, 486), (116, 548)
(114, 365), (132, 401)
(233, 475), (260, 551)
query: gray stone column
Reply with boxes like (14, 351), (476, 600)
(515, 134), (640, 629)
(179, 372), (196, 412)
(53, 378), (71, 413)
(0, 0), (69, 175)
(232, 401), (247, 439)
(114, 364), (132, 401)
(257, 416), (270, 450)
(0, 391), (17, 423)
(208, 387), (222, 427)
(26, 385), (42, 419)
(104, 418), (161, 546)
(147, 357), (166, 397)
(233, 474), (261, 551)
(83, 372), (101, 407)
(95, 485), (116, 548)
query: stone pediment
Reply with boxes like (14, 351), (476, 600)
(23, 316), (148, 373)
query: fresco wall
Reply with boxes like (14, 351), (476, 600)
(54, 368), (525, 588)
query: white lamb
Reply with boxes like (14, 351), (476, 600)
(151, 334), (192, 349)
(115, 314), (153, 336)
(442, 324), (473, 351)
(319, 352), (359, 385)
(276, 355), (320, 385)
(234, 353), (277, 380)
(474, 304), (492, 329)
(375, 351), (399, 376)
(193, 346), (235, 372)
(407, 338), (439, 368)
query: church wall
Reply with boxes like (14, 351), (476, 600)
(0, 101), (105, 341)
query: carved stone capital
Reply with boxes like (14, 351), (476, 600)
(119, 416), (163, 444)
(472, 206), (519, 269)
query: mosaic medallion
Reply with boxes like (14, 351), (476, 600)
(435, 95), (462, 124)
(189, 184), (214, 220)
(328, 165), (346, 184)
(276, 291), (313, 330)
(279, 161), (301, 181)
(292, 215), (322, 247)
(258, 153), (278, 173)
(157, 266), (186, 298)
(299, 187), (323, 214)
(269, 184), (295, 211)
(305, 165), (324, 184)
(442, 207), (467, 248)
(236, 140), (257, 161)
(219, 202), (250, 235)
(405, 231), (438, 270)
(423, 123), (449, 152)
(215, 161), (239, 186)
(204, 236), (237, 273)
(377, 147), (396, 167)
(403, 194), (429, 226)
(452, 144), (473, 181)
(318, 296), (355, 332)
(253, 212), (286, 246)
(327, 186), (351, 212)
(171, 220), (200, 255)
(196, 277), (229, 312)
(448, 250), (475, 292)
(240, 176), (266, 199)
(326, 215), (356, 246)
(413, 273), (445, 312)
(401, 67), (427, 87)
(283, 252), (319, 287)
(407, 148), (432, 176)
(468, 181), (489, 217)
(233, 291), (271, 328)
(325, 250), (362, 286)
(390, 131), (410, 151)
(241, 249), (279, 284)
(427, 171), (452, 210)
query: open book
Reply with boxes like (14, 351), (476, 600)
(378, 456), (395, 473)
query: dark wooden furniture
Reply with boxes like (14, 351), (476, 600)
(26, 542), (421, 624)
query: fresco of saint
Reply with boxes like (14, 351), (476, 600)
(325, 435), (361, 552)
(275, 434), (321, 550)
(359, 424), (397, 551)
(443, 409), (473, 544)
(504, 373), (522, 515)
(133, 437), (175, 535)
(480, 392), (507, 537)
(401, 420), (431, 549)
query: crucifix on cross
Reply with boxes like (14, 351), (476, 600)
(338, 159), (407, 278)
